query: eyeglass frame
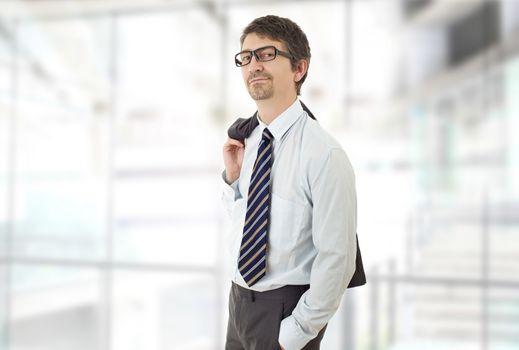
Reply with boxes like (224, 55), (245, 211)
(234, 45), (294, 67)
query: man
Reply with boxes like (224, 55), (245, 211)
(221, 15), (364, 350)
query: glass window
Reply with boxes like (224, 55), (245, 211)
(9, 264), (104, 350)
(0, 20), (12, 257)
(3, 2), (518, 350)
(114, 10), (222, 265)
(13, 18), (112, 260)
(0, 266), (6, 350)
(111, 271), (220, 350)
(114, 175), (220, 265)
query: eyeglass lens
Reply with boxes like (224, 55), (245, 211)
(237, 46), (277, 66)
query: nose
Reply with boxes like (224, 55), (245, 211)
(248, 55), (264, 72)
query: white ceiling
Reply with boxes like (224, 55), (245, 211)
(0, 0), (219, 19)
(0, 0), (493, 25)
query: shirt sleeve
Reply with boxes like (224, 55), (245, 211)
(221, 170), (242, 217)
(278, 148), (357, 350)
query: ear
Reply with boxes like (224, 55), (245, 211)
(294, 59), (308, 83)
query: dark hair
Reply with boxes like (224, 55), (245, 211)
(240, 15), (311, 95)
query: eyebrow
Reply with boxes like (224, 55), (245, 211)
(240, 45), (277, 52)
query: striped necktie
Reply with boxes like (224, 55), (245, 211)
(238, 128), (274, 286)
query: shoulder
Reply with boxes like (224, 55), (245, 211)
(301, 116), (347, 159)
(300, 115), (354, 180)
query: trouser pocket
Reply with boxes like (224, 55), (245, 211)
(239, 298), (283, 350)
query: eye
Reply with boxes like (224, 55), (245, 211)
(240, 53), (252, 63)
(258, 48), (276, 60)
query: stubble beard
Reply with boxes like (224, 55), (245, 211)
(248, 83), (274, 100)
(246, 73), (274, 100)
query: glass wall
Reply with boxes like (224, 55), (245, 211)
(0, 17), (13, 350)
(0, 18), (11, 258)
(0, 266), (7, 350)
(113, 10), (222, 267)
(1, 1), (519, 350)
(13, 17), (111, 260)
(111, 272), (219, 349)
(360, 1), (519, 350)
(10, 264), (103, 350)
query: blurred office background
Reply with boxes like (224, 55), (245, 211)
(1, 0), (519, 349)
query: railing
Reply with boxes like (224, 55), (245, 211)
(368, 265), (519, 350)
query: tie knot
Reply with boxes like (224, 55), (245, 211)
(262, 128), (273, 142)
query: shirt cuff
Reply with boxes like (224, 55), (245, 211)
(221, 170), (241, 201)
(278, 315), (311, 350)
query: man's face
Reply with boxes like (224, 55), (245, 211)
(240, 33), (296, 102)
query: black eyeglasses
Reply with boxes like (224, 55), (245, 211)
(235, 45), (293, 67)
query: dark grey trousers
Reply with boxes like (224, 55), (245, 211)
(225, 282), (327, 350)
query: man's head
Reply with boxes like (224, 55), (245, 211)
(237, 15), (311, 101)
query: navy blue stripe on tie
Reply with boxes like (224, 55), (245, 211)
(238, 128), (273, 286)
(242, 201), (269, 239)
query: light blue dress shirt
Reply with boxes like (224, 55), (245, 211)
(221, 99), (357, 350)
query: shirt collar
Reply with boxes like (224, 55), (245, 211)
(256, 99), (304, 141)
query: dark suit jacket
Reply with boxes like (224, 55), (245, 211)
(227, 101), (366, 288)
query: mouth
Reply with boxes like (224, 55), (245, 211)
(249, 77), (270, 84)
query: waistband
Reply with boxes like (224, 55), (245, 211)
(231, 281), (310, 302)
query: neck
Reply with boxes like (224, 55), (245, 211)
(256, 94), (297, 125)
